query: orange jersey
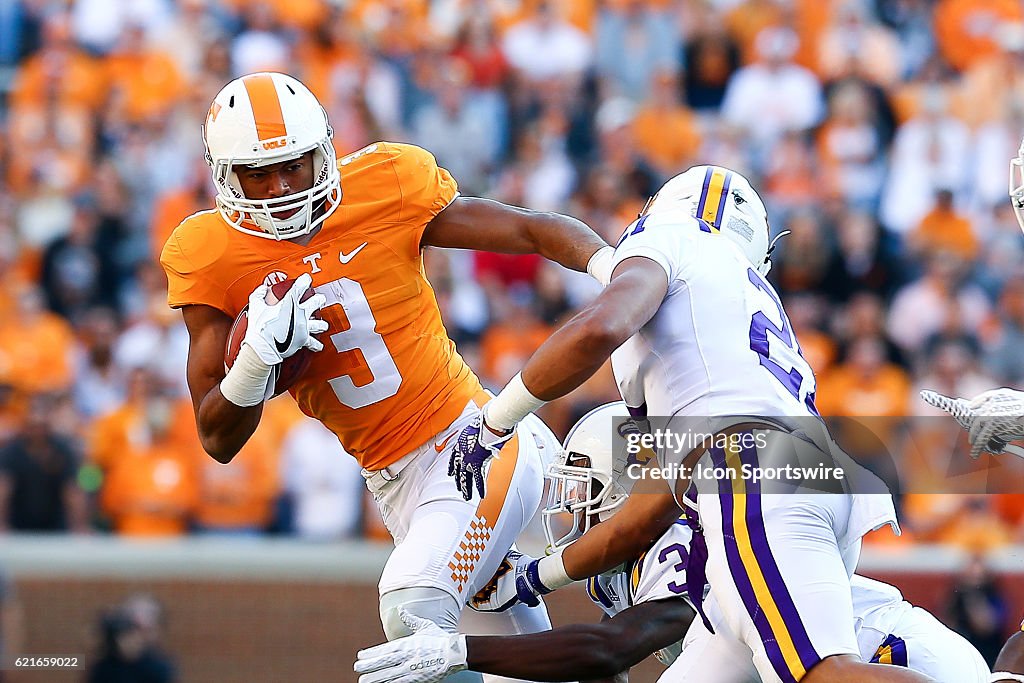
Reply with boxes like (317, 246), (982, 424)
(161, 142), (483, 469)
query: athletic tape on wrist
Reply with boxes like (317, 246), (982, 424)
(220, 344), (273, 407)
(537, 549), (573, 591)
(484, 373), (546, 431)
(992, 674), (1024, 683)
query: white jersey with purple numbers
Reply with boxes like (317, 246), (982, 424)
(609, 210), (818, 419)
(586, 519), (694, 666)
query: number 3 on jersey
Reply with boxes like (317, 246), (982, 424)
(315, 277), (402, 409)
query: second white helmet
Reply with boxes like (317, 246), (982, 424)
(543, 402), (642, 552)
(203, 72), (341, 240)
(644, 165), (779, 275)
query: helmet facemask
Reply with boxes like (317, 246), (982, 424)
(542, 453), (628, 553)
(209, 138), (341, 240)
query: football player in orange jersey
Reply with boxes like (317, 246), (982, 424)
(159, 72), (614, 682)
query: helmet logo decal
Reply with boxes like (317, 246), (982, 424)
(695, 167), (733, 228)
(207, 101), (221, 125)
(242, 73), (288, 141)
(261, 137), (291, 151)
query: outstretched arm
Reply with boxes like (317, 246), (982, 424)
(560, 479), (682, 580)
(467, 598), (690, 680)
(516, 256), (668, 401)
(446, 256), (669, 501)
(421, 196), (611, 276)
(354, 599), (691, 683)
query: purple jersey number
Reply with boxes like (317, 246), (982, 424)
(658, 543), (689, 596)
(746, 268), (818, 414)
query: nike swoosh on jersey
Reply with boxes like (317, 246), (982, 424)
(339, 242), (369, 264)
(434, 432), (457, 453)
(274, 300), (296, 354)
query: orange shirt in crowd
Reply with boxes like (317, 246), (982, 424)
(104, 50), (185, 122)
(911, 206), (978, 261)
(632, 104), (702, 177)
(480, 317), (551, 385)
(101, 442), (198, 536)
(88, 399), (200, 474)
(934, 0), (1024, 72)
(794, 328), (836, 380)
(10, 51), (106, 112)
(0, 310), (76, 393)
(816, 363), (910, 418)
(192, 431), (279, 531)
(902, 494), (1012, 552)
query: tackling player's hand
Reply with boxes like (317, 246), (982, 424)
(967, 389), (1024, 459)
(448, 410), (514, 501)
(921, 389), (1024, 459)
(354, 610), (467, 683)
(470, 548), (549, 612)
(243, 273), (328, 366)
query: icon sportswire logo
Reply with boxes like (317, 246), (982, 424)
(339, 242), (369, 264)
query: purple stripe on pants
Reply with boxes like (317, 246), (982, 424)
(711, 447), (799, 683)
(739, 441), (822, 674)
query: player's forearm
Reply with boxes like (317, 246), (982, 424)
(521, 307), (629, 400)
(562, 486), (681, 578)
(423, 197), (608, 272)
(197, 390), (263, 463)
(466, 626), (635, 680)
(520, 208), (609, 273)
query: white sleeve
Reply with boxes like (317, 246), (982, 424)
(612, 213), (692, 284)
(611, 336), (647, 413)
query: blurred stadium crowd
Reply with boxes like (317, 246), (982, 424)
(1, 0), (1024, 553)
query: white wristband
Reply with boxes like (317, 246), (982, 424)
(992, 674), (1024, 683)
(484, 373), (546, 431)
(537, 548), (574, 589)
(220, 344), (274, 407)
(587, 246), (615, 285)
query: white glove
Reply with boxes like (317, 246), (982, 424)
(920, 389), (1024, 459)
(243, 273), (328, 366)
(967, 389), (1024, 459)
(354, 610), (468, 683)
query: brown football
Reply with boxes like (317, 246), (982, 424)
(224, 278), (319, 398)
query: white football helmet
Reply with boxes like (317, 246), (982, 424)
(203, 72), (341, 240)
(643, 165), (782, 276)
(542, 402), (641, 552)
(1010, 136), (1024, 234)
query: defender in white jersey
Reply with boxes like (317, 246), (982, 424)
(445, 166), (923, 683)
(356, 403), (988, 683)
